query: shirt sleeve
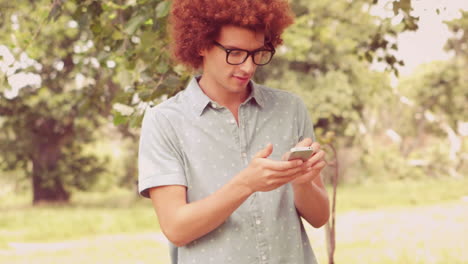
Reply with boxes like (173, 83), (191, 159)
(295, 95), (316, 142)
(138, 107), (187, 198)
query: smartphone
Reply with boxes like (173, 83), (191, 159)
(286, 146), (315, 161)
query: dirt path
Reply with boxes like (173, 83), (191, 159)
(2, 200), (467, 263)
(0, 233), (168, 256)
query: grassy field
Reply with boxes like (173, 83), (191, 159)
(309, 201), (468, 264)
(1, 178), (467, 264)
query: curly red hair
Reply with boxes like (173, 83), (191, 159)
(169, 0), (294, 70)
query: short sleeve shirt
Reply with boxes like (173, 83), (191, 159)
(138, 76), (318, 264)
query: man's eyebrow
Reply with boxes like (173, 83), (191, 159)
(223, 44), (266, 50)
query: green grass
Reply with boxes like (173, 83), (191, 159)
(308, 201), (468, 264)
(0, 206), (158, 245)
(0, 188), (167, 263)
(0, 188), (159, 246)
(1, 178), (467, 264)
(331, 177), (468, 212)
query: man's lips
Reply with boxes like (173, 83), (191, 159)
(233, 76), (250, 82)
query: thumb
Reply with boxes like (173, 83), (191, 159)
(254, 143), (273, 159)
(296, 138), (313, 147)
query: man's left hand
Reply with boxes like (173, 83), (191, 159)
(282, 138), (327, 186)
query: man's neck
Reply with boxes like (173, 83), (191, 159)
(197, 76), (250, 110)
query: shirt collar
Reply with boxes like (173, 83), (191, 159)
(247, 80), (265, 108)
(185, 76), (212, 116)
(185, 76), (265, 116)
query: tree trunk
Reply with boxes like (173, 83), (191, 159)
(31, 118), (73, 205)
(325, 143), (339, 264)
(31, 139), (70, 204)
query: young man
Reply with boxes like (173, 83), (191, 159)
(138, 0), (330, 263)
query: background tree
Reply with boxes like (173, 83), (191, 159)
(0, 0), (420, 204)
(394, 10), (468, 178)
(253, 0), (419, 184)
(1, 1), (113, 203)
(0, 0), (183, 204)
(258, 0), (417, 141)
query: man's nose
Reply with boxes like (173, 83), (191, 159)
(239, 55), (256, 74)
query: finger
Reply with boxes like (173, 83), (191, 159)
(293, 170), (317, 184)
(311, 160), (327, 171)
(295, 138), (313, 147)
(310, 142), (321, 154)
(312, 142), (321, 148)
(297, 163), (325, 180)
(306, 150), (326, 166)
(254, 143), (273, 159)
(261, 158), (303, 171)
(269, 172), (301, 185)
(275, 164), (306, 177)
(305, 160), (327, 172)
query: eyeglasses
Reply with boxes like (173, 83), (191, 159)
(213, 41), (275, 66)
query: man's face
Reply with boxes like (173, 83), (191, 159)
(200, 25), (266, 95)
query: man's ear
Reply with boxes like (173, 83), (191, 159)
(199, 48), (206, 57)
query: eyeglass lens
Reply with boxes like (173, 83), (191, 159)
(227, 50), (273, 65)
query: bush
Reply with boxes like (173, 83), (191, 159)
(361, 145), (426, 181)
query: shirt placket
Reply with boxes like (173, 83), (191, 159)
(239, 104), (269, 264)
(238, 107), (249, 167)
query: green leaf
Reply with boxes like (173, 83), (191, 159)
(112, 30), (124, 40)
(156, 61), (169, 74)
(90, 22), (103, 34)
(156, 1), (170, 19)
(129, 113), (143, 128)
(0, 73), (7, 92)
(173, 64), (187, 76)
(399, 0), (412, 12)
(144, 18), (154, 26)
(392, 0), (400, 15)
(113, 112), (127, 125)
(365, 52), (372, 63)
(47, 0), (63, 22)
(124, 14), (147, 35)
(385, 55), (396, 65)
(138, 90), (152, 101)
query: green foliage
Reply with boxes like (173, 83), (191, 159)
(361, 145), (426, 181)
(445, 10), (468, 60)
(258, 0), (416, 146)
(2, 0), (458, 202)
(399, 60), (467, 129)
(0, 0), (186, 203)
(392, 11), (468, 181)
(284, 0), (416, 75)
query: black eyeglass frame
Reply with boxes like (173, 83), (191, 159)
(213, 41), (276, 66)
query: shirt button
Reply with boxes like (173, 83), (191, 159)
(262, 255), (267, 260)
(229, 119), (236, 124)
(242, 152), (247, 158)
(256, 220), (261, 225)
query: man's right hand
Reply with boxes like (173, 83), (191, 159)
(236, 143), (306, 193)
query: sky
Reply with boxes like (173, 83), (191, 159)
(390, 0), (468, 76)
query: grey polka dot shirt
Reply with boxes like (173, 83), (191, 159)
(138, 76), (318, 264)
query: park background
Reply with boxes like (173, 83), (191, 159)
(0, 0), (467, 263)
